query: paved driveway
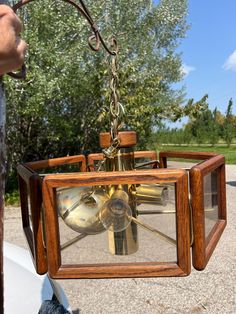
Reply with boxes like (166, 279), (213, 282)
(4, 165), (236, 313)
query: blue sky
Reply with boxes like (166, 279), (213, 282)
(155, 0), (236, 116)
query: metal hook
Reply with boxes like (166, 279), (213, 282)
(7, 0), (117, 79)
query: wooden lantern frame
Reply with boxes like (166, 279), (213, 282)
(16, 150), (227, 278)
(17, 150), (160, 275)
(42, 169), (191, 279)
(17, 154), (87, 274)
(159, 151), (227, 270)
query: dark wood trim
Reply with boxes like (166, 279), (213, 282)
(42, 169), (191, 279)
(29, 175), (48, 273)
(99, 131), (137, 148)
(159, 151), (217, 163)
(17, 154), (87, 274)
(26, 154), (87, 172)
(176, 171), (191, 275)
(18, 174), (34, 254)
(43, 168), (186, 187)
(190, 156), (227, 270)
(158, 151), (227, 271)
(53, 263), (187, 279)
(17, 165), (47, 274)
(43, 182), (61, 274)
(190, 167), (205, 269)
(134, 150), (157, 160)
(191, 155), (225, 176)
(205, 220), (226, 265)
(159, 151), (218, 169)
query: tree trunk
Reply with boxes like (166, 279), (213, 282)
(0, 2), (9, 312)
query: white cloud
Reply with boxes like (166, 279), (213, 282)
(181, 63), (196, 76)
(223, 50), (236, 71)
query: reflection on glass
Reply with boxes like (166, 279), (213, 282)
(135, 184), (168, 206)
(99, 190), (132, 232)
(204, 170), (219, 238)
(137, 184), (176, 241)
(135, 157), (156, 169)
(58, 183), (177, 265)
(27, 194), (32, 230)
(56, 187), (109, 235)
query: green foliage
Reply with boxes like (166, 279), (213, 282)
(149, 99), (236, 148)
(184, 99), (222, 146)
(223, 98), (235, 147)
(5, 0), (192, 191)
(170, 94), (209, 122)
(210, 107), (221, 146)
(5, 190), (20, 206)
(149, 125), (193, 149)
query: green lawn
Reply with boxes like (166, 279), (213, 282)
(156, 145), (236, 164)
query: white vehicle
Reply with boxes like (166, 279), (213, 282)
(4, 242), (71, 313)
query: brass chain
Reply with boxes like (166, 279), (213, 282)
(101, 38), (124, 161)
(109, 52), (124, 141)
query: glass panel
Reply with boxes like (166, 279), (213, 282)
(135, 157), (156, 169)
(166, 160), (197, 170)
(204, 170), (219, 238)
(91, 159), (104, 171)
(35, 162), (84, 175)
(27, 191), (33, 231)
(56, 183), (177, 265)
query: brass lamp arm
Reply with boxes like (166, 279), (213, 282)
(8, 0), (117, 79)
(60, 233), (88, 251)
(130, 216), (176, 246)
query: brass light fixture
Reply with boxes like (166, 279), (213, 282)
(14, 0), (226, 279)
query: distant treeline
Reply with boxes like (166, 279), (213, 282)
(150, 98), (236, 147)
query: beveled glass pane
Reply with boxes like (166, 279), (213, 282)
(204, 170), (219, 238)
(56, 183), (177, 265)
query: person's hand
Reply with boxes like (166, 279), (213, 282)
(0, 5), (27, 75)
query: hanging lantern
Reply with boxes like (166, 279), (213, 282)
(13, 0), (226, 279)
(17, 131), (226, 279)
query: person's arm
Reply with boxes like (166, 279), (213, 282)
(0, 5), (27, 313)
(0, 4), (27, 75)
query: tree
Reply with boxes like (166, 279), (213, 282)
(5, 0), (195, 186)
(209, 107), (220, 146)
(223, 98), (235, 147)
(185, 101), (221, 146)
